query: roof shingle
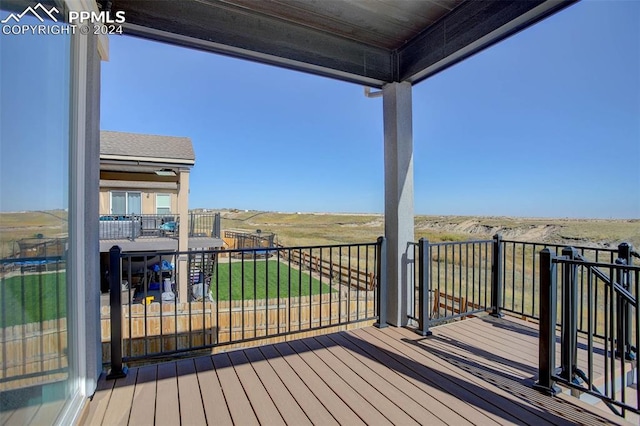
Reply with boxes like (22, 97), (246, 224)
(100, 130), (195, 162)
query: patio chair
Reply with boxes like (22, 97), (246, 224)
(159, 219), (178, 237)
(140, 216), (160, 237)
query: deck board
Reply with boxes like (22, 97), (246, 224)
(257, 344), (338, 425)
(272, 342), (365, 425)
(288, 338), (392, 425)
(28, 400), (66, 426)
(155, 362), (180, 426)
(81, 315), (633, 426)
(352, 327), (522, 425)
(212, 353), (259, 426)
(127, 364), (156, 426)
(296, 336), (420, 425)
(176, 359), (207, 426)
(227, 349), (285, 425)
(332, 329), (485, 425)
(100, 367), (137, 425)
(314, 333), (440, 424)
(3, 402), (39, 425)
(370, 326), (562, 426)
(243, 347), (312, 426)
(81, 371), (115, 426)
(193, 356), (233, 426)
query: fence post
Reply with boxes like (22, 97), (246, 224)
(491, 233), (504, 318)
(616, 242), (634, 360)
(560, 246), (579, 384)
(416, 238), (432, 336)
(534, 248), (560, 395)
(214, 212), (221, 238)
(107, 245), (127, 379)
(375, 236), (388, 328)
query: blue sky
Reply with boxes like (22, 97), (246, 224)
(1, 14), (70, 213)
(100, 0), (639, 219)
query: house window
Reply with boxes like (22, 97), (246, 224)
(111, 191), (141, 215)
(156, 193), (171, 215)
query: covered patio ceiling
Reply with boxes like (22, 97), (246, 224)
(111, 0), (577, 88)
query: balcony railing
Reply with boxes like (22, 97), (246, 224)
(408, 235), (637, 418)
(101, 231), (637, 418)
(104, 239), (384, 373)
(408, 238), (496, 336)
(0, 255), (68, 391)
(536, 245), (639, 417)
(188, 213), (221, 238)
(98, 212), (221, 241)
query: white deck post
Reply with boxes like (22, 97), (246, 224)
(383, 81), (414, 327)
(177, 170), (190, 300)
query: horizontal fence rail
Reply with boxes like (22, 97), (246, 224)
(104, 240), (382, 370)
(224, 231), (276, 249)
(536, 247), (639, 417)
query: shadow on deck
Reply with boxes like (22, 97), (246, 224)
(81, 315), (631, 425)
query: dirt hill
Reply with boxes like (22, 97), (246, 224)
(216, 210), (639, 249)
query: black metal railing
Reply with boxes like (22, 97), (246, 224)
(409, 237), (496, 335)
(536, 246), (639, 417)
(500, 239), (620, 326)
(0, 255), (68, 387)
(99, 214), (179, 240)
(409, 236), (631, 334)
(106, 239), (384, 374)
(188, 212), (220, 238)
(99, 213), (222, 241)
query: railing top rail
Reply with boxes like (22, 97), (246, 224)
(427, 239), (493, 247)
(553, 254), (637, 307)
(116, 241), (380, 257)
(100, 213), (179, 218)
(224, 230), (275, 236)
(553, 257), (640, 272)
(501, 239), (620, 252)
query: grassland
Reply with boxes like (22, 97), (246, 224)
(216, 209), (638, 328)
(2, 209), (634, 255)
(211, 259), (334, 300)
(0, 210), (68, 258)
(0, 271), (66, 327)
(215, 209), (639, 249)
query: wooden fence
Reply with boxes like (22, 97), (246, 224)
(279, 249), (376, 291)
(0, 319), (68, 392)
(101, 294), (374, 362)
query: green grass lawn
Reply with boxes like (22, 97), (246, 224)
(210, 260), (334, 300)
(0, 271), (66, 328)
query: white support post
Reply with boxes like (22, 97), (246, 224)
(383, 81), (414, 327)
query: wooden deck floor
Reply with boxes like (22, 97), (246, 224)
(81, 315), (632, 425)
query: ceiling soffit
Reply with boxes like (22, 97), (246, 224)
(111, 0), (576, 87)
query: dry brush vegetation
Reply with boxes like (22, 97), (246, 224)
(218, 209), (639, 249)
